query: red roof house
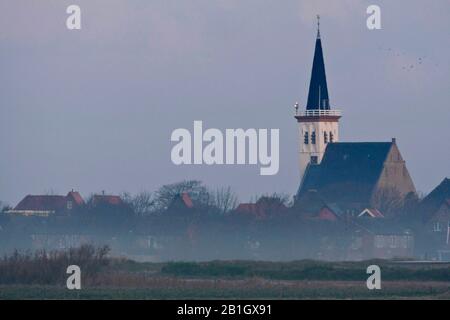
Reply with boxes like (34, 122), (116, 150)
(317, 205), (341, 221)
(91, 194), (125, 207)
(235, 198), (288, 220)
(67, 191), (85, 206)
(10, 191), (84, 217)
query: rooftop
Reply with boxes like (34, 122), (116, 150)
(297, 142), (394, 205)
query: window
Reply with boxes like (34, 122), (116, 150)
(375, 235), (384, 248)
(400, 237), (407, 249)
(390, 236), (396, 248)
(433, 222), (442, 232)
(304, 132), (309, 145)
(311, 131), (316, 145)
(67, 200), (73, 210)
(330, 132), (334, 143)
(310, 156), (318, 165)
(324, 132), (328, 144)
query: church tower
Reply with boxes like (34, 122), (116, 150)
(295, 16), (341, 183)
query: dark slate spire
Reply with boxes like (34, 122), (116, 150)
(306, 15), (330, 110)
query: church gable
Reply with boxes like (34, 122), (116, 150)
(374, 142), (416, 198)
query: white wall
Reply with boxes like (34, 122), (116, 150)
(298, 119), (340, 183)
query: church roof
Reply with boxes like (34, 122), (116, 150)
(306, 25), (330, 110)
(297, 142), (393, 205)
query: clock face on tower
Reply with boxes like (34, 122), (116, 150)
(0, 1), (449, 301)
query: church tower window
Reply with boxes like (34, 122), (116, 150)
(330, 132), (334, 143)
(324, 131), (328, 144)
(311, 131), (316, 145)
(304, 132), (309, 144)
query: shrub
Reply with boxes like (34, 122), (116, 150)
(0, 244), (110, 285)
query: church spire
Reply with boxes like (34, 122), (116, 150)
(316, 14), (321, 39)
(295, 17), (341, 184)
(306, 15), (330, 110)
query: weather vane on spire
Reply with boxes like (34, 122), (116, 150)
(316, 14), (321, 39)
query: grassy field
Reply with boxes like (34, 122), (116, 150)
(1, 258), (450, 299)
(1, 281), (449, 299)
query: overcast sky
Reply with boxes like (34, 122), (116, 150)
(1, 0), (449, 205)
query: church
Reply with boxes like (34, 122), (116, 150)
(294, 19), (416, 215)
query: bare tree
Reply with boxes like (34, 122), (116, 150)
(371, 187), (403, 217)
(213, 186), (238, 214)
(121, 191), (156, 217)
(0, 200), (12, 213)
(153, 180), (210, 211)
(242, 193), (292, 218)
(257, 193), (292, 207)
